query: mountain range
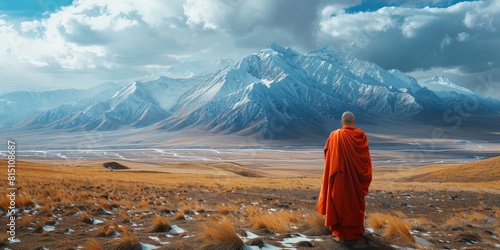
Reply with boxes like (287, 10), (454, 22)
(1, 43), (499, 141)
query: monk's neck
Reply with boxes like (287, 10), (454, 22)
(342, 125), (355, 129)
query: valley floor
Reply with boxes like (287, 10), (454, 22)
(0, 158), (499, 249)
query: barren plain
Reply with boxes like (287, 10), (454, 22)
(0, 148), (499, 249)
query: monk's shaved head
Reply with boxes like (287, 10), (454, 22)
(341, 111), (355, 126)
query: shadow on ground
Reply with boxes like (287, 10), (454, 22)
(327, 233), (396, 250)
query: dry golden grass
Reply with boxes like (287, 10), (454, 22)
(215, 204), (237, 215)
(80, 211), (94, 224)
(115, 230), (140, 250)
(138, 200), (149, 208)
(78, 191), (92, 200)
(244, 205), (261, 217)
(248, 210), (299, 233)
(370, 179), (500, 194)
(444, 211), (492, 228)
(302, 212), (331, 236)
(95, 225), (116, 237)
(200, 217), (244, 250)
(0, 195), (10, 213)
(0, 159), (498, 249)
(18, 215), (35, 228)
(174, 211), (186, 221)
(17, 194), (34, 208)
(83, 239), (103, 250)
(62, 207), (80, 216)
(367, 212), (415, 245)
(150, 215), (171, 232)
(37, 204), (54, 217)
(401, 156), (500, 182)
(408, 217), (432, 229)
(117, 209), (130, 223)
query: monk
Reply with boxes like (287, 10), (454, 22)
(316, 111), (372, 244)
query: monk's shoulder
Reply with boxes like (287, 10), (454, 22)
(353, 127), (368, 138)
(331, 129), (342, 137)
(354, 127), (366, 133)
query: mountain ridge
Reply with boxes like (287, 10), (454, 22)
(1, 43), (499, 141)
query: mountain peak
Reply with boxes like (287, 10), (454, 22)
(260, 43), (299, 58)
(309, 44), (339, 54)
(421, 76), (474, 95)
(426, 75), (453, 85)
(268, 42), (285, 51)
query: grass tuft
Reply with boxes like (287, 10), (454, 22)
(95, 225), (116, 237)
(174, 211), (187, 221)
(215, 204), (236, 215)
(249, 211), (298, 233)
(367, 212), (415, 245)
(18, 215), (35, 228)
(0, 195), (9, 212)
(200, 217), (244, 250)
(115, 230), (141, 250)
(80, 211), (94, 224)
(17, 194), (35, 208)
(83, 239), (102, 250)
(150, 215), (171, 232)
(302, 213), (331, 236)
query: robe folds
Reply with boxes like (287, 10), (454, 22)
(316, 125), (372, 240)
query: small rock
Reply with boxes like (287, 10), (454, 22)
(247, 238), (265, 248)
(296, 241), (314, 247)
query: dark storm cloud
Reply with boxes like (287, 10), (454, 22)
(184, 0), (334, 52)
(320, 0), (500, 73)
(2, 0), (499, 99)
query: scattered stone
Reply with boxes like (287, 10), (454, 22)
(258, 228), (275, 235)
(82, 218), (94, 224)
(484, 230), (495, 236)
(277, 204), (290, 209)
(163, 209), (177, 214)
(454, 231), (481, 244)
(247, 238), (265, 248)
(103, 161), (129, 170)
(296, 241), (314, 247)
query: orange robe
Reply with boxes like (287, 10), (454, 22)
(316, 125), (372, 240)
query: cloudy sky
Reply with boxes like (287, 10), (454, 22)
(1, 0), (499, 98)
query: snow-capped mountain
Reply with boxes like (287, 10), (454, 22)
(1, 43), (499, 140)
(420, 76), (475, 96)
(419, 76), (500, 114)
(14, 77), (203, 131)
(165, 58), (235, 78)
(0, 83), (123, 128)
(158, 43), (420, 137)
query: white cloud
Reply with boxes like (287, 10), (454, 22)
(183, 0), (230, 30)
(0, 0), (498, 96)
(400, 14), (437, 38)
(463, 0), (500, 31)
(440, 34), (452, 50)
(319, 1), (500, 72)
(457, 32), (469, 41)
(320, 7), (395, 38)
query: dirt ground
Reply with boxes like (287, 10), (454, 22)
(0, 158), (499, 250)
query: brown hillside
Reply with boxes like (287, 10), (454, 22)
(401, 156), (500, 182)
